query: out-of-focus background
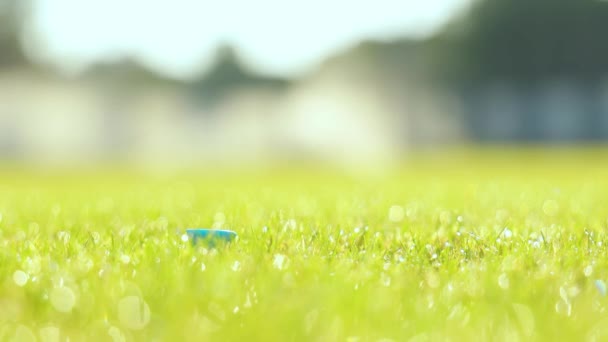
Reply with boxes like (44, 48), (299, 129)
(1, 0), (608, 167)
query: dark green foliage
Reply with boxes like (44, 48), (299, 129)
(451, 0), (608, 83)
(0, 0), (29, 68)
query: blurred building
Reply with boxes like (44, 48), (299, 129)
(0, 41), (458, 165)
(2, 0), (608, 165)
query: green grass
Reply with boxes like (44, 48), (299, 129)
(1, 153), (608, 341)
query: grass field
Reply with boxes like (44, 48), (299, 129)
(2, 151), (608, 341)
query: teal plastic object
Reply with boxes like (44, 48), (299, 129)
(186, 229), (237, 247)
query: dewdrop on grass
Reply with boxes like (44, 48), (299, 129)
(273, 254), (287, 270)
(595, 280), (607, 296)
(231, 261), (241, 272)
(13, 270), (28, 287)
(120, 255), (131, 265)
(426, 272), (440, 289)
(381, 273), (391, 287)
(50, 286), (76, 313)
(498, 273), (510, 289)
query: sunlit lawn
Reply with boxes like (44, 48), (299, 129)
(1, 150), (608, 341)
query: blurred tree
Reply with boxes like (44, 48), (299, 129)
(189, 45), (289, 106)
(0, 0), (31, 68)
(447, 0), (608, 84)
(317, 39), (427, 81)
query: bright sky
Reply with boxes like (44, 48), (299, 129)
(27, 0), (470, 78)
